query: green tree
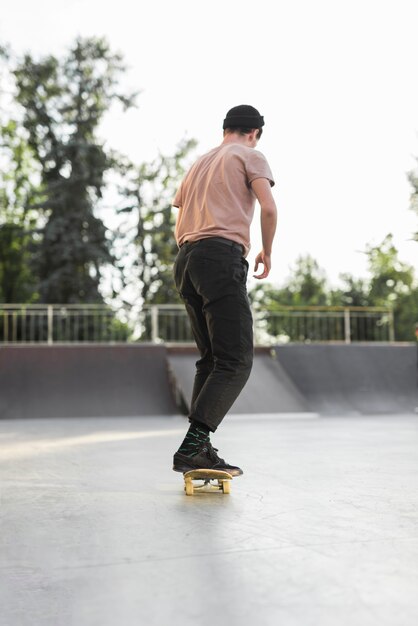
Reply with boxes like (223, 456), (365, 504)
(364, 234), (417, 340)
(0, 119), (40, 302)
(407, 164), (418, 242)
(250, 255), (330, 342)
(13, 37), (136, 303)
(119, 138), (197, 306)
(250, 254), (329, 309)
(276, 255), (329, 306)
(365, 234), (414, 305)
(329, 274), (370, 307)
(394, 289), (418, 341)
(116, 138), (196, 342)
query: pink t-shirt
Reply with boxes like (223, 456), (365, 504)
(173, 143), (274, 256)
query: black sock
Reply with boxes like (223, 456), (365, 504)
(177, 420), (211, 456)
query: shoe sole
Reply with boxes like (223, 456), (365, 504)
(173, 464), (243, 477)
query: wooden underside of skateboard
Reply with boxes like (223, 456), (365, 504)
(183, 469), (233, 496)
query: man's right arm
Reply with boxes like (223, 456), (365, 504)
(251, 177), (277, 279)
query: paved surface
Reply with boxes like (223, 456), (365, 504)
(1, 414), (418, 625)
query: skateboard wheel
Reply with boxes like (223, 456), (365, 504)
(222, 481), (231, 494)
(185, 480), (194, 496)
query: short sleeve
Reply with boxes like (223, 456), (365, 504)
(173, 182), (183, 207)
(245, 150), (275, 187)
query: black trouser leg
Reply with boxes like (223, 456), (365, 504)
(174, 239), (254, 432)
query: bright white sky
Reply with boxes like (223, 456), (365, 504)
(1, 0), (417, 289)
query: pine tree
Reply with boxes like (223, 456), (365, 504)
(13, 37), (136, 303)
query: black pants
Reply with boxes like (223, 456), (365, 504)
(174, 238), (254, 431)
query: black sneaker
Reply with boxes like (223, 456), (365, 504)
(173, 442), (243, 476)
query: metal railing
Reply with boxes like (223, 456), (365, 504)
(0, 303), (394, 345)
(253, 306), (395, 344)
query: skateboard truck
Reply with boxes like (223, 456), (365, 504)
(183, 469), (233, 496)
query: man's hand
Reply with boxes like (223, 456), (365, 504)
(253, 251), (271, 279)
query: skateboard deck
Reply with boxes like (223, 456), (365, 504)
(183, 469), (233, 496)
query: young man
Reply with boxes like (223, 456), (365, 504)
(172, 104), (277, 476)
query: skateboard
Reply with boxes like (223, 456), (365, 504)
(183, 469), (233, 496)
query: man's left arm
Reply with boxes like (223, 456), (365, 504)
(251, 177), (277, 279)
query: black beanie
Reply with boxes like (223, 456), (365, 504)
(223, 104), (264, 130)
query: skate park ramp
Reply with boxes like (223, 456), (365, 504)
(168, 344), (417, 417)
(0, 345), (177, 419)
(275, 344), (418, 415)
(2, 343), (416, 420)
(167, 347), (313, 416)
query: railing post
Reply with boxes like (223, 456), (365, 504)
(151, 305), (159, 343)
(344, 308), (351, 344)
(388, 308), (395, 342)
(3, 308), (8, 342)
(47, 305), (54, 345)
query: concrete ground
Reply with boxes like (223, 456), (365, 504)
(1, 414), (418, 626)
